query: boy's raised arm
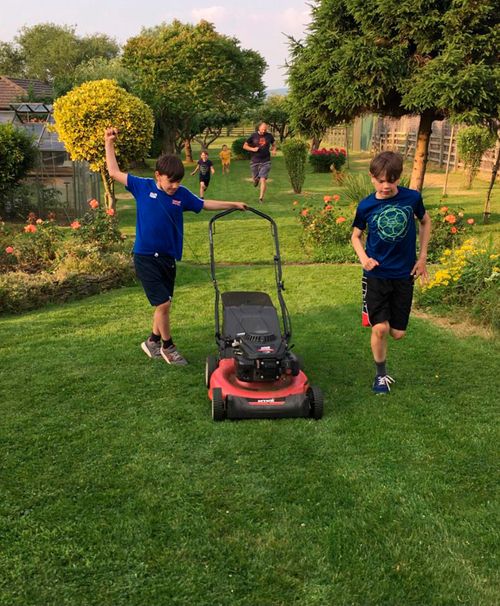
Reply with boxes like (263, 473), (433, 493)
(104, 128), (128, 186)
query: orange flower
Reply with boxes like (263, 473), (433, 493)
(450, 226), (458, 234)
(323, 195), (332, 203)
(467, 218), (474, 225)
(333, 194), (340, 202)
(336, 216), (346, 224)
(440, 206), (448, 213)
(106, 208), (115, 216)
(70, 220), (81, 229)
(325, 204), (333, 211)
(300, 209), (309, 217)
(24, 224), (37, 233)
(89, 199), (99, 209)
(5, 246), (14, 254)
(36, 218), (43, 224)
(444, 214), (456, 224)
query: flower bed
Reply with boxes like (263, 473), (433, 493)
(0, 199), (134, 314)
(417, 239), (499, 330)
(308, 147), (347, 173)
(293, 194), (357, 262)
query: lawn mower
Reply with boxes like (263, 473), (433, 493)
(206, 206), (324, 421)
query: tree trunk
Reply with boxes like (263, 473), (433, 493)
(184, 139), (193, 162)
(311, 136), (322, 151)
(100, 168), (116, 210)
(162, 129), (176, 154)
(483, 134), (500, 223)
(410, 110), (436, 191)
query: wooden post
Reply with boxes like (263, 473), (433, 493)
(484, 134), (500, 223)
(442, 125), (455, 197)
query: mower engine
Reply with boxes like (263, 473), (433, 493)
(231, 334), (300, 382)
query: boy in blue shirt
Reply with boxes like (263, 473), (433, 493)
(351, 151), (431, 394)
(105, 127), (246, 366)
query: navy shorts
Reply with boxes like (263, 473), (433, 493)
(362, 276), (414, 331)
(134, 253), (176, 306)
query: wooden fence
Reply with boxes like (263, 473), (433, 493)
(372, 126), (496, 172)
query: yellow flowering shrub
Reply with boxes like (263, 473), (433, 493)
(53, 79), (154, 207)
(417, 239), (499, 329)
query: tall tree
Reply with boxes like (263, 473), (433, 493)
(0, 42), (24, 77)
(123, 20), (267, 154)
(288, 0), (499, 190)
(7, 24), (120, 95)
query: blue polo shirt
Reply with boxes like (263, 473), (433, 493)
(352, 187), (426, 279)
(126, 175), (204, 259)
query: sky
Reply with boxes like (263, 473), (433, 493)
(0, 0), (313, 89)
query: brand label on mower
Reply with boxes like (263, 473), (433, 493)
(249, 398), (285, 406)
(257, 346), (275, 353)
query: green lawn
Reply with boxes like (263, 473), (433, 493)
(1, 151), (499, 605)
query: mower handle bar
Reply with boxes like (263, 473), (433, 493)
(208, 206), (291, 342)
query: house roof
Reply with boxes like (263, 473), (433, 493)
(0, 76), (53, 109)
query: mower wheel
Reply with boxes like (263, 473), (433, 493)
(308, 385), (324, 420)
(212, 387), (226, 421)
(205, 354), (219, 388)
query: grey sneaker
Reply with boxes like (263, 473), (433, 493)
(141, 338), (162, 358)
(161, 344), (188, 366)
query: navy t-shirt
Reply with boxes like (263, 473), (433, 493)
(245, 132), (275, 163)
(198, 159), (213, 179)
(126, 175), (204, 259)
(352, 186), (426, 279)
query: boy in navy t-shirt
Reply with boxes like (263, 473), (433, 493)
(351, 151), (431, 394)
(105, 127), (246, 366)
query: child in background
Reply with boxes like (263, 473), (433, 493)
(191, 150), (215, 199)
(219, 144), (231, 174)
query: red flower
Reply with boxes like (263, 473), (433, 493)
(440, 206), (449, 213)
(300, 209), (309, 217)
(323, 195), (332, 203)
(333, 194), (340, 202)
(325, 204), (333, 211)
(106, 208), (115, 216)
(467, 218), (474, 225)
(36, 218), (43, 224)
(89, 199), (99, 209)
(70, 220), (81, 230)
(27, 212), (37, 223)
(336, 217), (346, 224)
(444, 214), (456, 224)
(24, 224), (37, 233)
(450, 226), (458, 234)
(5, 246), (14, 254)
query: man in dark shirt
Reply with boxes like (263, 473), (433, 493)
(243, 122), (276, 203)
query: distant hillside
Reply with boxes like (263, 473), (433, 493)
(266, 88), (288, 97)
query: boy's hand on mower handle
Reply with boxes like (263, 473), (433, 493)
(234, 202), (247, 210)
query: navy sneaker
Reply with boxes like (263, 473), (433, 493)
(372, 374), (395, 394)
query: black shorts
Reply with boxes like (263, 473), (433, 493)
(133, 253), (176, 306)
(200, 176), (210, 189)
(362, 276), (414, 331)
